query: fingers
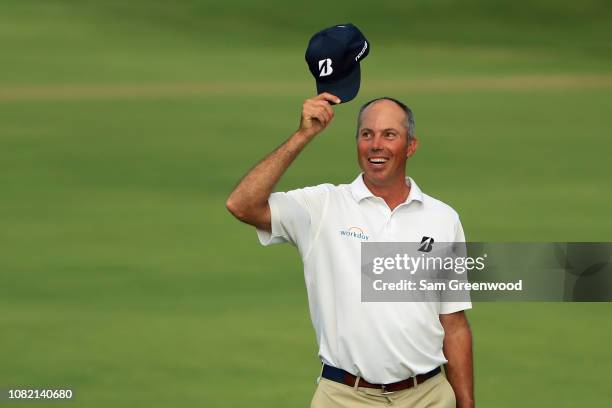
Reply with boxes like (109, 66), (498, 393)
(303, 98), (334, 126)
(314, 110), (329, 127)
(306, 108), (328, 128)
(314, 92), (341, 104)
(312, 100), (333, 124)
(299, 93), (339, 137)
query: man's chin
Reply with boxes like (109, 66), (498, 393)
(363, 172), (393, 186)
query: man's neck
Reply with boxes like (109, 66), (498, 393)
(362, 174), (410, 211)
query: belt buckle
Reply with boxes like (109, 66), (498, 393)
(380, 384), (395, 395)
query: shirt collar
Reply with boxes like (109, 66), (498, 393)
(350, 173), (424, 204)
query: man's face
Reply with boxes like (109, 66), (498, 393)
(357, 100), (418, 187)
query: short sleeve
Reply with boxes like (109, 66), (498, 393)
(439, 300), (472, 314)
(256, 184), (331, 254)
(454, 217), (466, 242)
(440, 216), (472, 314)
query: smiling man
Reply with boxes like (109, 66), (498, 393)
(226, 94), (474, 408)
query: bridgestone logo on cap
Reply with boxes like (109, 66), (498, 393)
(318, 58), (333, 77)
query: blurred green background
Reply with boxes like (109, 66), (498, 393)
(1, 0), (611, 406)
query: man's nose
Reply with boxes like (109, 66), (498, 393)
(370, 134), (383, 150)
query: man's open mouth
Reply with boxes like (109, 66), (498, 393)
(368, 157), (389, 165)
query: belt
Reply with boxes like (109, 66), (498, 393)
(321, 364), (441, 393)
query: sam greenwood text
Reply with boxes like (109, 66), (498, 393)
(372, 279), (523, 291)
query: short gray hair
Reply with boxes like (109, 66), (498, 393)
(356, 97), (415, 140)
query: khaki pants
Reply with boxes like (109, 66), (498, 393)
(310, 373), (456, 408)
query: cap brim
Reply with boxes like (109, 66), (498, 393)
(316, 64), (360, 104)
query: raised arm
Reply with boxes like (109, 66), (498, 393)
(226, 93), (340, 231)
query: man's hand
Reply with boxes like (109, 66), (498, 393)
(298, 93), (341, 139)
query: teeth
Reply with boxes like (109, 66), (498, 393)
(369, 158), (388, 163)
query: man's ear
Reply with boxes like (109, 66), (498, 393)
(406, 137), (419, 159)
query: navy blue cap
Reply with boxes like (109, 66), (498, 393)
(305, 23), (370, 104)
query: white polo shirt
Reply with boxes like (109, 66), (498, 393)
(256, 174), (471, 384)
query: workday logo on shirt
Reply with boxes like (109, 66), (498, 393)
(339, 226), (369, 241)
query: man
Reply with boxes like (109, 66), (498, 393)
(226, 93), (474, 408)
